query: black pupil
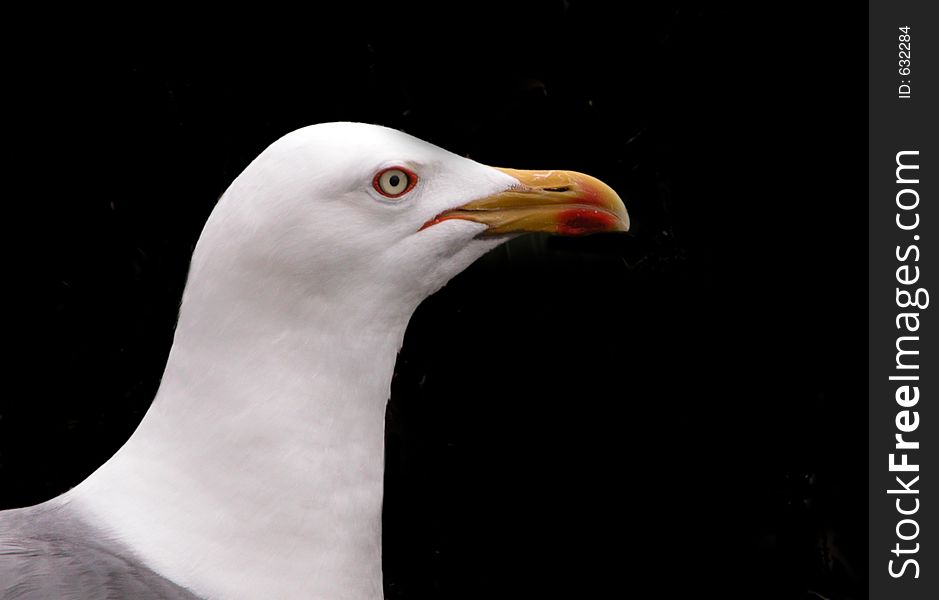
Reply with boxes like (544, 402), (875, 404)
(388, 174), (401, 188)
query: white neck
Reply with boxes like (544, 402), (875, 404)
(67, 224), (415, 600)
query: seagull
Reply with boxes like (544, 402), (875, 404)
(0, 122), (628, 600)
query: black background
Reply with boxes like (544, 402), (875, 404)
(2, 3), (866, 599)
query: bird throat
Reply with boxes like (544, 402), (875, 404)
(67, 256), (412, 600)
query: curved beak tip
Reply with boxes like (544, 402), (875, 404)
(421, 168), (631, 236)
(497, 168), (630, 236)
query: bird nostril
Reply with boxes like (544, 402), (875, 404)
(542, 186), (571, 192)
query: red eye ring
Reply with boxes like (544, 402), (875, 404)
(373, 166), (418, 198)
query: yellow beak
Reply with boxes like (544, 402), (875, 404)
(422, 168), (629, 236)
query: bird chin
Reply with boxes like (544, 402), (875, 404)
(421, 218), (517, 244)
(409, 220), (515, 277)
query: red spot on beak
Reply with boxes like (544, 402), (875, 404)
(556, 208), (619, 236)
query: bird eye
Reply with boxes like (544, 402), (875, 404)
(373, 167), (416, 198)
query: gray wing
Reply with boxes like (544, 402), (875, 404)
(1, 502), (203, 600)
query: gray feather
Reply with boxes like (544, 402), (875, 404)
(0, 502), (202, 600)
